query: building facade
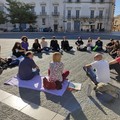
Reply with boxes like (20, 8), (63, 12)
(113, 15), (120, 31)
(0, 0), (115, 32)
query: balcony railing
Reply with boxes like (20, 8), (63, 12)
(40, 12), (47, 16)
(52, 12), (60, 16)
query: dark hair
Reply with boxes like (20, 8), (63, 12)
(21, 36), (28, 42)
(12, 42), (23, 52)
(111, 39), (114, 41)
(35, 38), (39, 43)
(25, 51), (33, 57)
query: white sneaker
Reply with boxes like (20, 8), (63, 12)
(87, 84), (92, 97)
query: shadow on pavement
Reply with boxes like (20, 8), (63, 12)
(19, 88), (41, 109)
(45, 90), (88, 120)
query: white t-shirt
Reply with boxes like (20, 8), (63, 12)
(91, 60), (110, 83)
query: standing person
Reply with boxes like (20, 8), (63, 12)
(50, 36), (60, 51)
(40, 37), (51, 52)
(43, 52), (69, 90)
(32, 38), (41, 53)
(109, 51), (120, 76)
(94, 37), (103, 51)
(61, 36), (73, 51)
(12, 42), (26, 58)
(83, 54), (110, 88)
(18, 51), (40, 80)
(75, 37), (84, 51)
(105, 39), (115, 53)
(21, 36), (29, 51)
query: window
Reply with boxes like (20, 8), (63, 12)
(90, 10), (94, 18)
(99, 10), (103, 18)
(68, 0), (72, 2)
(54, 6), (58, 14)
(42, 18), (46, 25)
(76, 0), (80, 2)
(31, 6), (35, 13)
(76, 10), (80, 18)
(42, 6), (45, 14)
(100, 0), (104, 3)
(91, 0), (95, 3)
(0, 5), (4, 11)
(67, 10), (71, 19)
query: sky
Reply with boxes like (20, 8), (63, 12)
(115, 0), (120, 16)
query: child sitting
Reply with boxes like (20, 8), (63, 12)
(43, 52), (69, 90)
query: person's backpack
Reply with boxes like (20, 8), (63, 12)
(0, 58), (8, 69)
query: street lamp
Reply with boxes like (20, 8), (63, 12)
(63, 0), (67, 33)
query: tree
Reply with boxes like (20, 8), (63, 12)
(0, 11), (7, 24)
(6, 0), (37, 30)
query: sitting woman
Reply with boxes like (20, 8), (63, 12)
(43, 52), (69, 90)
(21, 36), (29, 51)
(32, 38), (41, 53)
(86, 37), (94, 51)
(41, 37), (51, 52)
(12, 42), (25, 58)
(75, 37), (84, 50)
(110, 40), (120, 58)
(50, 36), (60, 52)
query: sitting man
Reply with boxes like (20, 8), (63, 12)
(61, 36), (73, 51)
(94, 37), (103, 51)
(75, 37), (84, 51)
(83, 54), (110, 88)
(18, 51), (40, 80)
(105, 39), (115, 53)
(109, 50), (120, 76)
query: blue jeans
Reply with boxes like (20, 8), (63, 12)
(83, 67), (98, 85)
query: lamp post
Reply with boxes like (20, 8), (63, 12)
(63, 0), (67, 33)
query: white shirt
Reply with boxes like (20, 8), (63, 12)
(91, 60), (110, 83)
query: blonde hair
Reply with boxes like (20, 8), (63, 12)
(53, 52), (61, 62)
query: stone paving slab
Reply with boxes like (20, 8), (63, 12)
(0, 39), (120, 120)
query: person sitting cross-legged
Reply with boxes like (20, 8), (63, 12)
(83, 54), (110, 89)
(61, 36), (73, 51)
(18, 51), (40, 80)
(43, 52), (69, 90)
(94, 37), (103, 51)
(75, 37), (84, 51)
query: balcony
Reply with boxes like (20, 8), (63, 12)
(40, 12), (47, 16)
(52, 12), (60, 16)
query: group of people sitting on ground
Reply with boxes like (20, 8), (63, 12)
(18, 51), (69, 90)
(0, 36), (120, 96)
(75, 37), (103, 52)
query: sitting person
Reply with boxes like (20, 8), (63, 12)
(21, 36), (29, 51)
(32, 38), (41, 53)
(12, 42), (25, 58)
(83, 54), (110, 89)
(75, 37), (84, 50)
(50, 36), (60, 51)
(40, 37), (51, 52)
(43, 52), (69, 90)
(110, 40), (120, 58)
(61, 36), (73, 51)
(18, 51), (40, 80)
(94, 37), (103, 51)
(109, 51), (120, 76)
(85, 37), (94, 51)
(105, 39), (115, 53)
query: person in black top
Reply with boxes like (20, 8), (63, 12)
(32, 38), (41, 53)
(75, 37), (84, 50)
(61, 36), (73, 51)
(12, 42), (25, 58)
(50, 36), (60, 51)
(95, 37), (103, 51)
(105, 39), (115, 53)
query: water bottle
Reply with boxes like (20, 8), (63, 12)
(87, 84), (92, 97)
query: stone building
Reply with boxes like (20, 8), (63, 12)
(0, 0), (115, 32)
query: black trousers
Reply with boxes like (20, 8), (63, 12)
(110, 63), (120, 75)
